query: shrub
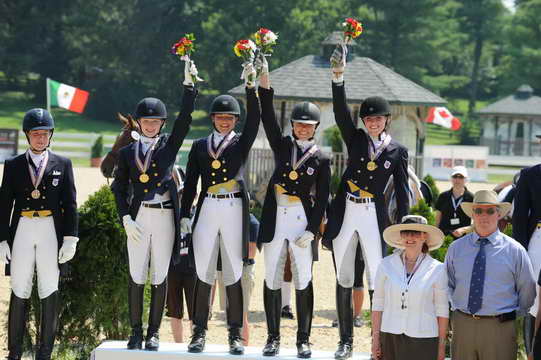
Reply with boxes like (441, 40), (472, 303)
(91, 135), (104, 158)
(423, 174), (440, 207)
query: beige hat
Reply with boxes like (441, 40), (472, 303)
(460, 190), (512, 218)
(383, 215), (444, 251)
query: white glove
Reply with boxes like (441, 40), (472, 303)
(180, 217), (192, 234)
(123, 215), (142, 243)
(183, 60), (194, 86)
(330, 44), (347, 83)
(295, 231), (315, 248)
(254, 53), (269, 78)
(0, 241), (11, 264)
(241, 62), (257, 88)
(58, 236), (78, 264)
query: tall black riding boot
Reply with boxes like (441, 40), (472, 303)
(127, 278), (144, 350)
(334, 283), (353, 360)
(188, 279), (212, 353)
(226, 279), (244, 355)
(36, 291), (59, 360)
(145, 280), (167, 351)
(7, 293), (28, 360)
(262, 282), (281, 356)
(296, 281), (314, 359)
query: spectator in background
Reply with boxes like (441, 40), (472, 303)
(435, 166), (473, 240)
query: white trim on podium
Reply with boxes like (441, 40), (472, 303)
(91, 341), (372, 359)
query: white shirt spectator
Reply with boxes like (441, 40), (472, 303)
(372, 251), (449, 338)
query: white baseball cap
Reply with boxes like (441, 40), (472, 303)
(451, 165), (468, 178)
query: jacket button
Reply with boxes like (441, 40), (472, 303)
(212, 181), (216, 185)
(283, 173), (286, 177)
(222, 168), (227, 172)
(357, 170), (361, 173)
(144, 189), (148, 193)
(286, 162), (290, 166)
(361, 158), (364, 161)
(296, 181), (299, 184)
(26, 198), (30, 201)
(42, 196), (46, 199)
(223, 177), (228, 181)
(157, 183), (161, 187)
(41, 206), (44, 209)
(152, 163), (156, 167)
(154, 173), (158, 176)
(211, 172), (215, 176)
(364, 186), (368, 190)
(369, 176), (373, 179)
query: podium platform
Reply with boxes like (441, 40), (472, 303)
(92, 341), (372, 359)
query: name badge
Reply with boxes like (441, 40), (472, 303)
(450, 218), (460, 225)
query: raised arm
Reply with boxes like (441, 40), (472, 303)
(164, 85), (198, 159)
(258, 86), (282, 153)
(238, 86), (261, 160)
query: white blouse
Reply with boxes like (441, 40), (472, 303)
(372, 251), (449, 338)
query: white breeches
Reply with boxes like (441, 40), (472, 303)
(129, 206), (175, 285)
(10, 217), (59, 299)
(332, 200), (382, 290)
(264, 204), (312, 291)
(192, 197), (243, 286)
(528, 228), (541, 316)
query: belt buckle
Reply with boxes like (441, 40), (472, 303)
(472, 314), (481, 320)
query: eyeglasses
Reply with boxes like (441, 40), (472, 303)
(452, 175), (465, 179)
(400, 230), (423, 236)
(473, 207), (497, 215)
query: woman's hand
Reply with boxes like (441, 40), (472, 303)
(437, 341), (446, 360)
(371, 337), (382, 359)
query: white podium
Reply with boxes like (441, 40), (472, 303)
(91, 341), (372, 360)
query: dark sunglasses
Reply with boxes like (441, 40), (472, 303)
(473, 207), (497, 215)
(400, 230), (423, 236)
(452, 175), (465, 179)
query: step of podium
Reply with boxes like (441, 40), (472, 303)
(91, 341), (372, 360)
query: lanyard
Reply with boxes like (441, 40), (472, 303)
(400, 253), (426, 310)
(368, 133), (392, 162)
(291, 143), (318, 171)
(451, 195), (463, 217)
(134, 137), (159, 175)
(26, 150), (48, 190)
(207, 131), (236, 160)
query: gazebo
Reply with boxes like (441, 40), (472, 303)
(477, 84), (541, 157)
(229, 32), (446, 177)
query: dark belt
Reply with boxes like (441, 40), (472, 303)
(206, 192), (242, 199)
(141, 200), (174, 209)
(346, 194), (374, 204)
(457, 310), (516, 321)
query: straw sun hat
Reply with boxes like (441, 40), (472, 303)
(383, 215), (444, 251)
(460, 190), (512, 218)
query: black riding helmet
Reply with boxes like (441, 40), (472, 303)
(134, 97), (167, 136)
(23, 108), (55, 151)
(359, 96), (391, 119)
(290, 102), (321, 140)
(209, 95), (240, 131)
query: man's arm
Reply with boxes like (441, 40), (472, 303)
(513, 168), (532, 248)
(516, 247), (536, 315)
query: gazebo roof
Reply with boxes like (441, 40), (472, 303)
(477, 85), (541, 117)
(229, 54), (445, 106)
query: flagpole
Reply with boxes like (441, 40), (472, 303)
(46, 77), (51, 114)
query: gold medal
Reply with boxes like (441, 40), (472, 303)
(31, 189), (41, 199)
(289, 170), (299, 180)
(212, 159), (222, 169)
(367, 161), (377, 171)
(139, 173), (150, 183)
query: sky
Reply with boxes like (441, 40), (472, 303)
(502, 0), (515, 11)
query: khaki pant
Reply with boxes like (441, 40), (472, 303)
(380, 332), (438, 360)
(451, 311), (517, 360)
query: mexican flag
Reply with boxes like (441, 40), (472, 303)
(425, 106), (462, 131)
(47, 78), (89, 114)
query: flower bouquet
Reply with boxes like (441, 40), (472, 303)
(253, 28), (278, 78)
(233, 39), (257, 84)
(171, 33), (203, 84)
(342, 17), (363, 44)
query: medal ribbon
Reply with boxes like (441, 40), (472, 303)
(207, 131), (236, 160)
(291, 143), (318, 171)
(134, 137), (159, 175)
(368, 133), (392, 162)
(26, 150), (49, 191)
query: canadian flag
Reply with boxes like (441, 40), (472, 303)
(425, 107), (461, 131)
